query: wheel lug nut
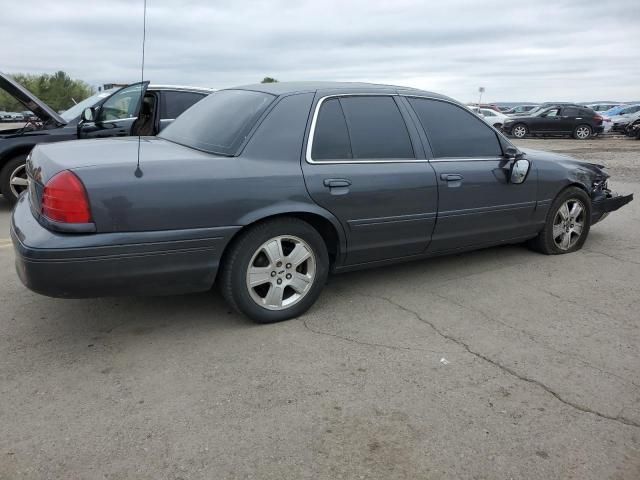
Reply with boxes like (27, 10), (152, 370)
(271, 271), (276, 277)
(276, 261), (282, 267)
(286, 263), (292, 269)
(286, 273), (292, 280)
(277, 278), (282, 285)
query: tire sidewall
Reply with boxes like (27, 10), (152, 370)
(226, 219), (329, 323)
(543, 187), (592, 254)
(0, 154), (28, 205)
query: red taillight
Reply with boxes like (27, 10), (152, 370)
(594, 114), (603, 121)
(41, 170), (92, 224)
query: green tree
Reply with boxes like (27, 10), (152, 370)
(260, 77), (278, 84)
(0, 71), (94, 113)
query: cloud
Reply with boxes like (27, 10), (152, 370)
(1, 0), (638, 101)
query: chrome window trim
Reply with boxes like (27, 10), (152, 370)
(305, 93), (510, 165)
(305, 93), (426, 165)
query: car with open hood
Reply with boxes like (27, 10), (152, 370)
(10, 82), (633, 323)
(0, 73), (213, 203)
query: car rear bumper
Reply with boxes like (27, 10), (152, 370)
(11, 194), (240, 298)
(591, 190), (634, 224)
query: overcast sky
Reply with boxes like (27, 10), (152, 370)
(1, 0), (638, 102)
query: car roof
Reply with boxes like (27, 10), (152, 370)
(148, 84), (215, 94)
(230, 81), (451, 100)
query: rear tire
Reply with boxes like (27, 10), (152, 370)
(219, 218), (329, 323)
(528, 187), (591, 255)
(0, 154), (29, 205)
(573, 124), (592, 140)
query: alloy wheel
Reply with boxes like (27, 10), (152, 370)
(552, 199), (586, 250)
(9, 163), (28, 198)
(246, 235), (316, 311)
(513, 125), (527, 138)
(575, 126), (590, 139)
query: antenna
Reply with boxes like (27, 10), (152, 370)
(135, 0), (148, 179)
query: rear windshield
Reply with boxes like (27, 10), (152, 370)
(159, 89), (275, 155)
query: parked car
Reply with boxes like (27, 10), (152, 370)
(503, 105), (603, 139)
(10, 82), (633, 323)
(469, 106), (510, 129)
(624, 112), (640, 137)
(629, 120), (640, 139)
(609, 112), (638, 133)
(0, 111), (13, 122)
(586, 103), (621, 113)
(605, 105), (640, 133)
(512, 102), (583, 117)
(602, 104), (637, 117)
(467, 103), (502, 113)
(0, 72), (213, 203)
(503, 105), (539, 115)
(7, 112), (25, 121)
(21, 111), (39, 122)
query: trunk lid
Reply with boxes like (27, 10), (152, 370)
(0, 72), (67, 126)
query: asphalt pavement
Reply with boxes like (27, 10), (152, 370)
(0, 138), (638, 479)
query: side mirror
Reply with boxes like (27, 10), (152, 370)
(81, 107), (95, 122)
(510, 159), (530, 184)
(504, 146), (518, 159)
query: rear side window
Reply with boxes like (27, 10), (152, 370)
(339, 96), (414, 159)
(563, 107), (580, 117)
(311, 96), (414, 161)
(160, 91), (207, 119)
(311, 98), (352, 160)
(159, 89), (274, 155)
(408, 98), (502, 158)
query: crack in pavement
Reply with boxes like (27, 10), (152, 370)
(357, 293), (640, 429)
(432, 288), (640, 391)
(583, 248), (640, 266)
(301, 317), (458, 355)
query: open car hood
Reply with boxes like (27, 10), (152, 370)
(0, 72), (67, 126)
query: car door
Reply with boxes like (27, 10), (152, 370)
(534, 107), (563, 133)
(78, 82), (149, 139)
(559, 107), (583, 133)
(405, 97), (538, 253)
(301, 94), (438, 265)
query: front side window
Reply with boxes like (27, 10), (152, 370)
(159, 89), (274, 155)
(543, 108), (560, 117)
(311, 95), (414, 161)
(408, 98), (502, 158)
(61, 90), (115, 122)
(97, 83), (145, 122)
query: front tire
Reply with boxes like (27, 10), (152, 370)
(573, 124), (592, 140)
(219, 218), (329, 323)
(511, 123), (528, 139)
(529, 187), (591, 255)
(0, 154), (29, 205)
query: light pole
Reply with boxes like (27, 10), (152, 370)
(478, 86), (485, 107)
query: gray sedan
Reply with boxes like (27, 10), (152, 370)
(11, 82), (633, 323)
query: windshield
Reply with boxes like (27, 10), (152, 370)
(159, 89), (275, 155)
(60, 89), (117, 121)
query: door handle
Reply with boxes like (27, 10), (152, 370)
(323, 178), (352, 188)
(440, 174), (463, 182)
